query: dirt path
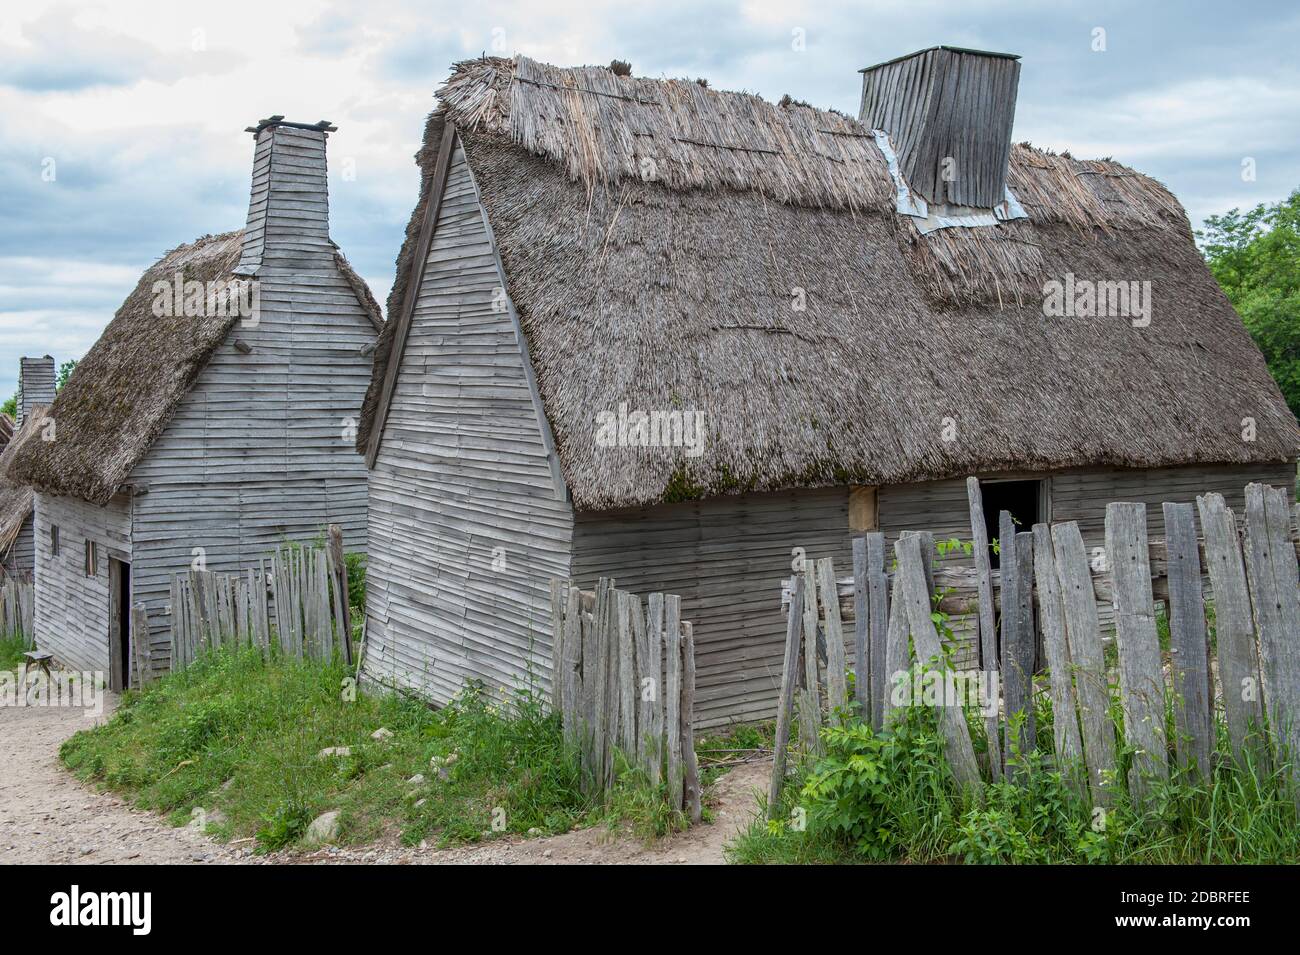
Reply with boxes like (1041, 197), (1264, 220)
(287, 759), (769, 865)
(2, 686), (765, 865)
(0, 692), (238, 864)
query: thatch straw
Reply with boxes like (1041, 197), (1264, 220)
(358, 56), (1299, 511)
(0, 406), (48, 556)
(8, 232), (381, 505)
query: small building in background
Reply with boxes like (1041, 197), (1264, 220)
(0, 356), (56, 578)
(6, 118), (381, 689)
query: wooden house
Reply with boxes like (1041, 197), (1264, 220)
(355, 52), (1298, 727)
(0, 356), (56, 577)
(7, 118), (381, 688)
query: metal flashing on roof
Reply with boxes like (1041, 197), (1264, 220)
(872, 130), (1027, 233)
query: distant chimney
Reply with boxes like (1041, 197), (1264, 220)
(235, 117), (337, 275)
(860, 46), (1020, 209)
(17, 355), (55, 426)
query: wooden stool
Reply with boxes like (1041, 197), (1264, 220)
(18, 650), (53, 691)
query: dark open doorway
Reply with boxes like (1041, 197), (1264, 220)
(108, 557), (131, 691)
(980, 480), (1042, 569)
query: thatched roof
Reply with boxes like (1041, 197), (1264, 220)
(0, 413), (13, 453)
(8, 231), (382, 505)
(358, 56), (1299, 511)
(0, 407), (47, 556)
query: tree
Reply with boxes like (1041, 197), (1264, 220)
(57, 358), (78, 390)
(1198, 190), (1300, 418)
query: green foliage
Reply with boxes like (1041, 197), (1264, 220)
(57, 359), (78, 391)
(0, 394), (14, 418)
(344, 552), (366, 613)
(731, 676), (1300, 865)
(59, 647), (685, 853)
(1198, 191), (1300, 418)
(0, 634), (30, 671)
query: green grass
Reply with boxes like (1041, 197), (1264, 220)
(0, 633), (31, 672)
(727, 678), (1300, 865)
(59, 646), (709, 853)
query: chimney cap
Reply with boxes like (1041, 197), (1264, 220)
(244, 116), (338, 136)
(860, 45), (1019, 73)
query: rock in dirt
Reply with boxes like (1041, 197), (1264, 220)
(305, 811), (341, 845)
(371, 728), (393, 742)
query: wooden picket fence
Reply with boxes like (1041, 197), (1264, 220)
(772, 479), (1300, 814)
(0, 575), (34, 644)
(549, 577), (701, 822)
(171, 530), (353, 670)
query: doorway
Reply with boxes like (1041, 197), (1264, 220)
(108, 557), (131, 691)
(979, 480), (1043, 570)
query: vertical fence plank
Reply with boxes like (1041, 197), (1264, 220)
(864, 533), (889, 731)
(852, 536), (869, 720)
(1162, 501), (1213, 781)
(1001, 528), (1036, 774)
(894, 534), (982, 789)
(562, 582), (582, 752)
(602, 585), (621, 790)
(631, 594), (650, 772)
(646, 593), (664, 786)
(817, 557), (849, 724)
(1031, 523), (1085, 793)
(1242, 482), (1300, 788)
(665, 594), (683, 811)
(798, 563), (822, 752)
(881, 573), (910, 728)
(681, 620), (701, 824)
(1051, 520), (1117, 808)
(769, 574), (805, 819)
(1106, 502), (1169, 803)
(1197, 493), (1266, 766)
(618, 590), (638, 758)
(550, 579), (565, 717)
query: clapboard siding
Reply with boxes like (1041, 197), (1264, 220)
(363, 145), (573, 704)
(32, 492), (131, 674)
(3, 516), (34, 576)
(571, 488), (851, 729)
(126, 255), (374, 672)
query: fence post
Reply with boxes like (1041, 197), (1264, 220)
(895, 534), (983, 791)
(681, 620), (701, 824)
(1162, 501), (1213, 782)
(1031, 523), (1085, 795)
(769, 574), (805, 819)
(1197, 493), (1266, 767)
(328, 525), (353, 665)
(1242, 482), (1300, 791)
(1050, 521), (1116, 809)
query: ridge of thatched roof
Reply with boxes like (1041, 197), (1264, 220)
(0, 406), (47, 556)
(357, 56), (1299, 511)
(8, 231), (381, 505)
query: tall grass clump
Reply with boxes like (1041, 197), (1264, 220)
(728, 667), (1300, 865)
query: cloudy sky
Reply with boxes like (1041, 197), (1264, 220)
(1, 0), (1297, 397)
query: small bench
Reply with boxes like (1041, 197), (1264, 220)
(18, 650), (53, 687)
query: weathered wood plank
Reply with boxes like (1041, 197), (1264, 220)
(1197, 492), (1266, 766)
(864, 532), (889, 731)
(769, 574), (805, 819)
(967, 477), (999, 673)
(1031, 523), (1085, 793)
(852, 535), (869, 719)
(1001, 528), (1036, 774)
(646, 592), (664, 786)
(665, 593), (684, 811)
(617, 590), (638, 757)
(895, 534), (983, 790)
(1242, 482), (1300, 789)
(1106, 502), (1169, 802)
(1162, 502), (1213, 781)
(1051, 521), (1116, 808)
(817, 557), (849, 724)
(681, 620), (702, 824)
